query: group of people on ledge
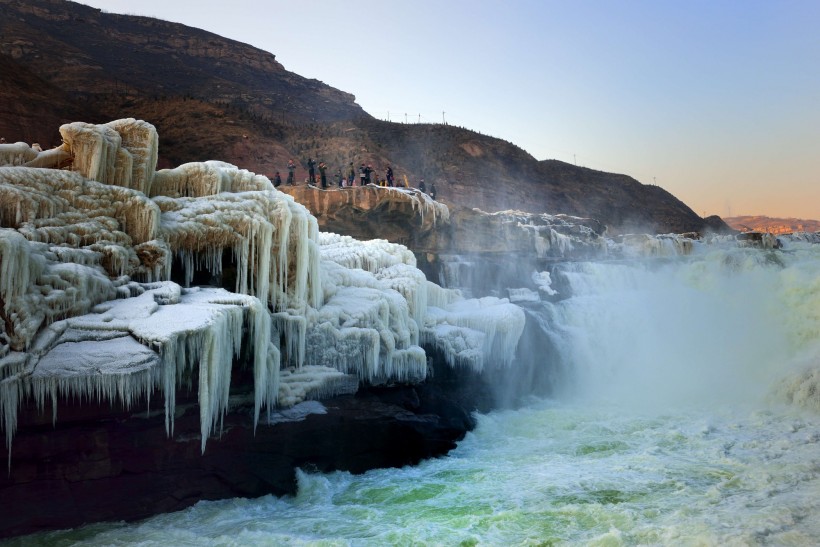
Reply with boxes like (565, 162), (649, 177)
(271, 159), (437, 200)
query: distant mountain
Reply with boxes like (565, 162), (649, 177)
(724, 215), (820, 234)
(0, 0), (727, 234)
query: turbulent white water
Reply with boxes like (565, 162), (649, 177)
(11, 242), (820, 546)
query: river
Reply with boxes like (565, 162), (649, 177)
(10, 241), (820, 546)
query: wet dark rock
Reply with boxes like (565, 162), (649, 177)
(0, 356), (490, 539)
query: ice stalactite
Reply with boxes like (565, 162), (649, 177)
(104, 119), (159, 196)
(0, 373), (21, 471)
(59, 122), (124, 186)
(387, 187), (450, 226)
(156, 190), (320, 315)
(426, 279), (461, 309)
(422, 297), (526, 373)
(0, 269), (282, 459)
(1, 118), (534, 466)
(272, 312), (306, 368)
(375, 264), (430, 325)
(246, 297), (278, 430)
(125, 286), (272, 452)
(308, 281), (426, 383)
(0, 230), (39, 318)
(28, 337), (161, 423)
(315, 233), (523, 379)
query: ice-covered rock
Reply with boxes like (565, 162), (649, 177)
(0, 119), (528, 465)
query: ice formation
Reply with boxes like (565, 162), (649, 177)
(483, 210), (606, 258)
(421, 296), (525, 372)
(0, 119), (528, 464)
(614, 233), (696, 257)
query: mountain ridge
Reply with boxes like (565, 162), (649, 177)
(724, 215), (820, 234)
(0, 0), (728, 234)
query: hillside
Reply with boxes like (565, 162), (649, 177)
(724, 215), (820, 234)
(0, 0), (724, 234)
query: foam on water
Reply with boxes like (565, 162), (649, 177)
(17, 401), (820, 546)
(10, 242), (820, 545)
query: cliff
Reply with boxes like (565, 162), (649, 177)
(1, 0), (718, 233)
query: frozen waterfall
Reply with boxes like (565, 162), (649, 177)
(0, 119), (527, 466)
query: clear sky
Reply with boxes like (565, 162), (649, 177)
(76, 0), (820, 220)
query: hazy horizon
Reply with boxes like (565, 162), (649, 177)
(74, 0), (820, 221)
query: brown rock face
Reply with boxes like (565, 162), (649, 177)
(279, 185), (448, 251)
(280, 185), (605, 256)
(1, 0), (714, 234)
(0, 0), (363, 124)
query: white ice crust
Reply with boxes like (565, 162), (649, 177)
(0, 119), (526, 463)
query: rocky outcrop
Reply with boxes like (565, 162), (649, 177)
(0, 0), (363, 125)
(280, 185), (606, 256)
(1, 0), (717, 234)
(280, 185), (608, 292)
(280, 185), (450, 251)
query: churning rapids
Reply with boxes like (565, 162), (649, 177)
(9, 241), (820, 546)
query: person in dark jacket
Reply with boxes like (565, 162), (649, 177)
(307, 157), (317, 185)
(347, 162), (356, 186)
(418, 179), (426, 193)
(287, 159), (295, 185)
(365, 164), (373, 185)
(386, 166), (394, 187)
(429, 182), (437, 200)
(359, 163), (367, 186)
(273, 171), (282, 187)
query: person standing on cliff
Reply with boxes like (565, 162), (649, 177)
(307, 157), (317, 185)
(318, 161), (328, 189)
(365, 164), (374, 185)
(430, 182), (437, 200)
(418, 179), (426, 194)
(287, 159), (296, 185)
(386, 166), (394, 187)
(273, 171), (282, 187)
(359, 163), (367, 186)
(347, 162), (356, 186)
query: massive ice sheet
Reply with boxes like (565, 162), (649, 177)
(0, 119), (527, 465)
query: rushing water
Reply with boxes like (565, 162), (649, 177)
(10, 242), (820, 546)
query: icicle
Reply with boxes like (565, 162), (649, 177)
(104, 119), (159, 196)
(59, 122), (122, 184)
(272, 312), (306, 368)
(1, 374), (21, 472)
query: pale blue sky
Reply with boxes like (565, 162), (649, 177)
(77, 0), (820, 219)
